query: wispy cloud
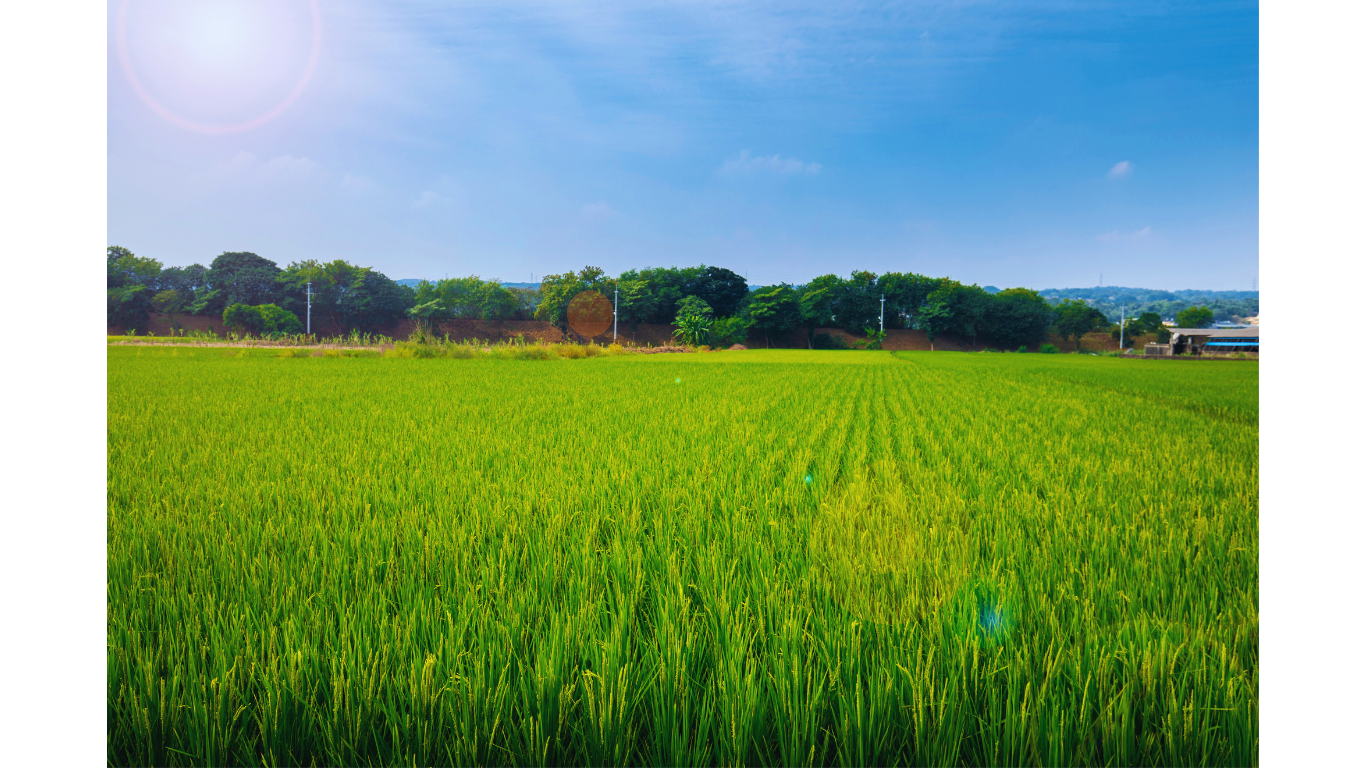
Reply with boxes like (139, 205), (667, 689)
(1098, 225), (1151, 242)
(581, 201), (617, 219)
(1107, 160), (1133, 180)
(340, 173), (375, 193)
(719, 150), (822, 176)
(218, 152), (321, 182)
(412, 190), (455, 209)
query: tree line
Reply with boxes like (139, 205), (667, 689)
(109, 246), (1219, 348)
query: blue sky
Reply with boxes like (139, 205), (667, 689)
(108, 0), (1258, 290)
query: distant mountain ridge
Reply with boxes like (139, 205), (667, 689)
(1034, 286), (1258, 323)
(397, 279), (538, 289)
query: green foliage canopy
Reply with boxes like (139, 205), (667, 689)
(1176, 305), (1215, 329)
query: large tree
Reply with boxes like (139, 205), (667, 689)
(615, 278), (659, 334)
(916, 283), (959, 350)
(746, 284), (800, 347)
(833, 270), (883, 333)
(157, 264), (209, 312)
(1176, 305), (1214, 329)
(1054, 298), (1109, 350)
(534, 267), (611, 328)
(983, 288), (1053, 349)
(686, 265), (749, 317)
(200, 252), (282, 314)
(106, 246), (162, 290)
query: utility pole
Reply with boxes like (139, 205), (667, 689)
(306, 278), (313, 335)
(1119, 303), (1125, 352)
(613, 288), (618, 341)
(880, 294), (885, 332)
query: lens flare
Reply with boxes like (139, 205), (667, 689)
(116, 0), (322, 135)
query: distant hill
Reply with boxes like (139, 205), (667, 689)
(397, 279), (539, 289)
(1036, 286), (1258, 324)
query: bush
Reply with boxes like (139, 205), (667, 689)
(813, 333), (851, 350)
(556, 344), (587, 359)
(445, 345), (478, 359)
(1039, 344), (1059, 354)
(518, 345), (556, 360)
(258, 304), (303, 335)
(385, 342), (442, 359)
(1017, 345), (1027, 353)
(224, 303), (303, 336)
(711, 316), (751, 348)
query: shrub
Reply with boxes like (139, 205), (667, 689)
(224, 303), (303, 336)
(1039, 344), (1059, 354)
(445, 345), (478, 359)
(583, 344), (604, 358)
(386, 342), (442, 359)
(711, 316), (751, 348)
(223, 303), (265, 335)
(1017, 345), (1027, 353)
(813, 333), (850, 350)
(518, 345), (555, 360)
(605, 343), (627, 356)
(556, 344), (587, 359)
(257, 304), (303, 335)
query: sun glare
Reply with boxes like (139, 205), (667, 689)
(116, 0), (321, 134)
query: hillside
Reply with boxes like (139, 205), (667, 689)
(1036, 286), (1258, 323)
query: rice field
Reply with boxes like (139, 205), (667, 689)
(106, 347), (1258, 766)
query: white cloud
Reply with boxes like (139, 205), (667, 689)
(1107, 160), (1133, 180)
(719, 150), (822, 176)
(1098, 225), (1152, 242)
(412, 190), (454, 209)
(581, 201), (617, 219)
(340, 173), (375, 193)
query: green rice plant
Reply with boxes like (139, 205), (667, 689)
(107, 348), (1257, 767)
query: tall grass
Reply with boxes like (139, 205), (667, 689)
(107, 349), (1257, 766)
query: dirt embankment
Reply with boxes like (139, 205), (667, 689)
(110, 313), (1145, 352)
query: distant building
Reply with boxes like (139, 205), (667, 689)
(1166, 326), (1259, 355)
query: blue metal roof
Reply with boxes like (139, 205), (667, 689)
(1204, 340), (1259, 347)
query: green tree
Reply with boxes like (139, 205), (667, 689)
(1176, 305), (1214, 329)
(833, 270), (882, 333)
(107, 285), (154, 333)
(535, 267), (609, 328)
(106, 246), (162, 290)
(745, 284), (800, 347)
(158, 264), (209, 309)
(917, 289), (955, 351)
(687, 266), (750, 317)
(878, 272), (941, 329)
(674, 295), (713, 323)
(204, 252), (282, 313)
(151, 290), (183, 314)
(983, 288), (1053, 349)
(797, 286), (834, 349)
(616, 279), (658, 334)
(1054, 299), (1109, 350)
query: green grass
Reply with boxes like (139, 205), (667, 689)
(107, 348), (1258, 766)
